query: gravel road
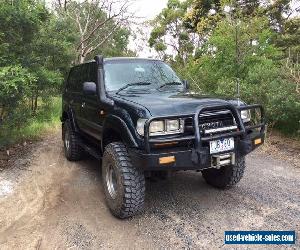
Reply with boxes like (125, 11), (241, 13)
(0, 132), (299, 250)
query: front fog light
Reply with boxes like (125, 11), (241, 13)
(150, 120), (164, 133)
(166, 119), (180, 131)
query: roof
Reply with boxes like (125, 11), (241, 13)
(72, 57), (163, 68)
(104, 57), (161, 62)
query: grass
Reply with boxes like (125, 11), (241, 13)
(0, 97), (61, 148)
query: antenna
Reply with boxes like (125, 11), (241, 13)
(236, 78), (241, 106)
(234, 3), (241, 107)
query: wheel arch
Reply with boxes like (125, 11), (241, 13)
(61, 108), (79, 140)
(62, 108), (79, 131)
(102, 115), (138, 152)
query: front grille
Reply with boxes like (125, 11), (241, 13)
(184, 110), (236, 135)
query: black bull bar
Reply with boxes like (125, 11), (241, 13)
(143, 104), (265, 164)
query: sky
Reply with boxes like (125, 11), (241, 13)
(127, 0), (168, 57)
(130, 0), (168, 20)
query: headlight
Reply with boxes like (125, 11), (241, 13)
(241, 110), (251, 122)
(149, 120), (164, 133)
(166, 119), (180, 131)
(136, 118), (184, 136)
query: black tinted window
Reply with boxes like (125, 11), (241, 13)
(67, 63), (97, 93)
(67, 68), (76, 91)
(89, 62), (97, 83)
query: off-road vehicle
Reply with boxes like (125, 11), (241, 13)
(61, 56), (265, 218)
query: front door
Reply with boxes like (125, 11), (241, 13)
(80, 63), (103, 140)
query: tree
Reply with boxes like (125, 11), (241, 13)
(149, 0), (197, 65)
(56, 0), (134, 63)
(0, 0), (48, 66)
(0, 0), (71, 115)
(184, 0), (222, 35)
(0, 66), (36, 122)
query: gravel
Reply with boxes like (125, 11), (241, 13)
(0, 132), (299, 249)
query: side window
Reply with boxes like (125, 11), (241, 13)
(68, 64), (97, 93)
(67, 68), (75, 92)
(74, 66), (83, 93)
(89, 62), (97, 83)
(81, 64), (88, 84)
(82, 64), (97, 98)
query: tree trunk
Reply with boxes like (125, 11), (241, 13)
(78, 41), (86, 64)
(31, 95), (34, 111)
(79, 54), (85, 64)
(0, 106), (5, 120)
(33, 90), (38, 114)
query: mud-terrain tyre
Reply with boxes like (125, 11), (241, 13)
(102, 142), (145, 219)
(63, 120), (83, 161)
(202, 157), (246, 189)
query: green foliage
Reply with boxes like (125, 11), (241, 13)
(149, 0), (194, 64)
(275, 17), (300, 61)
(0, 97), (62, 147)
(0, 0), (132, 147)
(179, 17), (299, 134)
(0, 0), (49, 66)
(149, 0), (300, 135)
(184, 0), (223, 34)
(0, 66), (35, 107)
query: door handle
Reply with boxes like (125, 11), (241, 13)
(81, 102), (86, 108)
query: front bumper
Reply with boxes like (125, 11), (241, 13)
(129, 131), (264, 171)
(130, 104), (265, 171)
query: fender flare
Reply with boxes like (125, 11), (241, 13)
(61, 108), (79, 132)
(101, 115), (138, 151)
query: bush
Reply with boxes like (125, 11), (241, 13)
(0, 65), (36, 124)
(175, 17), (300, 136)
(0, 97), (61, 148)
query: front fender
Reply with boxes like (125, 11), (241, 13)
(102, 115), (138, 150)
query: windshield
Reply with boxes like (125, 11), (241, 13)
(104, 60), (182, 92)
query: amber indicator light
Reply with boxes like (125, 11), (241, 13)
(159, 156), (175, 164)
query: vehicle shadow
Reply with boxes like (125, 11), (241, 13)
(76, 154), (227, 218)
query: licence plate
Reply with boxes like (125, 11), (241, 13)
(210, 138), (234, 154)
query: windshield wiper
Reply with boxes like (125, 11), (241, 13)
(158, 81), (182, 90)
(116, 82), (152, 95)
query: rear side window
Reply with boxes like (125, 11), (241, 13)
(89, 62), (97, 83)
(74, 66), (84, 92)
(67, 66), (83, 92)
(67, 63), (97, 93)
(67, 68), (76, 92)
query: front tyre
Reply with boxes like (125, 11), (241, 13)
(202, 157), (246, 189)
(102, 142), (145, 219)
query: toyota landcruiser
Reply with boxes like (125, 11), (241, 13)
(61, 56), (265, 218)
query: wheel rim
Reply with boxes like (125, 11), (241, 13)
(106, 164), (118, 199)
(65, 130), (70, 152)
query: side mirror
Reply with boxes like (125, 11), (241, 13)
(83, 82), (96, 95)
(182, 80), (189, 90)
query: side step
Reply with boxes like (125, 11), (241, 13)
(79, 142), (102, 160)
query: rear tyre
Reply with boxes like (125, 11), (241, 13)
(63, 120), (83, 161)
(102, 142), (145, 219)
(202, 157), (246, 189)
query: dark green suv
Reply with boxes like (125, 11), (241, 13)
(61, 55), (265, 218)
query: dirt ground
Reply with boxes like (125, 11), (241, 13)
(0, 132), (299, 250)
